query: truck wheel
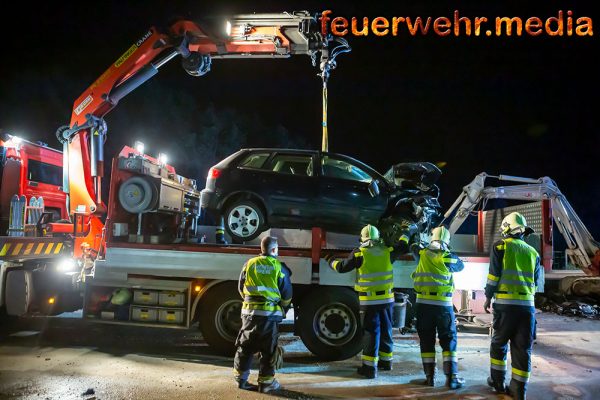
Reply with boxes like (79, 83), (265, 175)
(297, 286), (363, 361)
(197, 281), (241, 356)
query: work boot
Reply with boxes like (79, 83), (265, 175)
(508, 380), (526, 400)
(378, 360), (393, 371)
(446, 374), (465, 389)
(418, 363), (435, 386)
(356, 365), (378, 379)
(258, 378), (281, 393)
(237, 379), (257, 391)
(487, 376), (506, 394)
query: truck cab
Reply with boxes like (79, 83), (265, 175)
(0, 134), (67, 232)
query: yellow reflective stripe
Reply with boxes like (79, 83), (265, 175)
(0, 243), (11, 256)
(257, 375), (274, 383)
(421, 352), (436, 357)
(442, 351), (457, 356)
(55, 243), (63, 253)
(487, 274), (500, 281)
(512, 367), (530, 378)
(442, 257), (457, 263)
(354, 252), (362, 258)
(496, 293), (535, 301)
(332, 260), (340, 270)
(12, 243), (24, 255)
(34, 243), (45, 255)
(378, 351), (393, 358)
(23, 243), (34, 255)
(491, 358), (507, 366)
(45, 243), (55, 254)
(496, 243), (505, 251)
(399, 235), (409, 243)
(362, 355), (377, 362)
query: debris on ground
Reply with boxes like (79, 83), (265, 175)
(536, 291), (600, 319)
(82, 388), (95, 396)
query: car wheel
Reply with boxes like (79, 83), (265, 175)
(224, 199), (266, 243)
(297, 286), (363, 361)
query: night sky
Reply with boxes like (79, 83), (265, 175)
(1, 1), (598, 238)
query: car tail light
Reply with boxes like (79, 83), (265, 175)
(208, 167), (221, 179)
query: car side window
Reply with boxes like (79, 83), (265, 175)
(267, 154), (313, 177)
(237, 152), (270, 169)
(321, 156), (373, 183)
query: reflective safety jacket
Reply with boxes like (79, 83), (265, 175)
(485, 237), (540, 308)
(411, 247), (464, 307)
(331, 241), (403, 306)
(238, 255), (292, 320)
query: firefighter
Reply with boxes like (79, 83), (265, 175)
(233, 235), (292, 393)
(484, 212), (540, 400)
(324, 224), (410, 379)
(411, 226), (465, 389)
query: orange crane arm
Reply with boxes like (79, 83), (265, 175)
(55, 11), (347, 257)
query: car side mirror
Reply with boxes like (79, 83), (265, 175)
(368, 180), (380, 197)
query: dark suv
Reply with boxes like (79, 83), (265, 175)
(200, 148), (442, 243)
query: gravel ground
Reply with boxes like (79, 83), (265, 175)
(0, 311), (599, 399)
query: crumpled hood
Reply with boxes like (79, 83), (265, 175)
(384, 162), (442, 191)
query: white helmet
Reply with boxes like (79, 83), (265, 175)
(430, 226), (451, 247)
(500, 212), (534, 237)
(360, 224), (380, 242)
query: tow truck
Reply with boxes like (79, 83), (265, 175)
(50, 11), (380, 361)
(3, 10), (598, 361)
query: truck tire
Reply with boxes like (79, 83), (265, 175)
(197, 281), (241, 356)
(297, 286), (363, 361)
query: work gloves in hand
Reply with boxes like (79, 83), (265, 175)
(323, 253), (337, 268)
(483, 297), (492, 313)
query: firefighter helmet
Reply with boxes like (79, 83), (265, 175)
(500, 212), (534, 237)
(360, 224), (380, 242)
(430, 226), (451, 247)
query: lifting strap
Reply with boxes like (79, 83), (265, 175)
(316, 35), (351, 152)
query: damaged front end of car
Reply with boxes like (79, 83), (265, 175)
(378, 162), (443, 247)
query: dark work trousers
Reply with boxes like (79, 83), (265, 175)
(415, 303), (458, 375)
(490, 305), (536, 391)
(361, 303), (394, 367)
(233, 315), (279, 383)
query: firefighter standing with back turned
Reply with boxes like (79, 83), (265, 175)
(411, 226), (465, 389)
(485, 212), (541, 400)
(233, 236), (292, 393)
(324, 224), (410, 379)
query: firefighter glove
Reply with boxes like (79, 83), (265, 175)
(324, 253), (336, 265)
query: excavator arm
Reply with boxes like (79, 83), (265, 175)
(55, 11), (348, 255)
(443, 172), (600, 276)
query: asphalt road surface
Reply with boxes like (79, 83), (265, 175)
(1, 311), (599, 399)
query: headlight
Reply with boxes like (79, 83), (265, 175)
(57, 258), (77, 272)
